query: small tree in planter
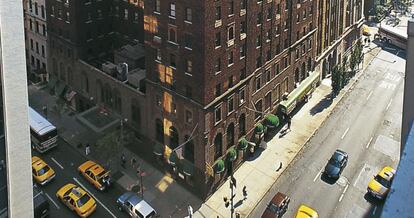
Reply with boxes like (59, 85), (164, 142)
(264, 114), (280, 129)
(331, 65), (342, 96)
(254, 123), (266, 139)
(214, 159), (225, 174)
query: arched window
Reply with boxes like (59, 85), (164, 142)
(155, 119), (164, 143)
(226, 123), (235, 148)
(295, 68), (300, 85)
(239, 114), (246, 137)
(169, 126), (179, 149)
(214, 133), (223, 160)
(184, 135), (195, 163)
(307, 57), (312, 72)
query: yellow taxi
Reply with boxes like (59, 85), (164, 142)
(78, 160), (111, 191)
(56, 183), (96, 217)
(295, 204), (318, 218)
(362, 25), (371, 36)
(367, 166), (396, 200)
(32, 156), (55, 185)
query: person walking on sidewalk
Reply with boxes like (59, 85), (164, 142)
(85, 143), (91, 156)
(286, 115), (292, 131)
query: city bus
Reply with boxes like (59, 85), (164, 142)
(377, 24), (407, 50)
(28, 107), (58, 153)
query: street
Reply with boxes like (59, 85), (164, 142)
(249, 46), (405, 218)
(32, 138), (128, 218)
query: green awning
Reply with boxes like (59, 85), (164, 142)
(265, 114), (280, 128)
(226, 148), (237, 162)
(153, 144), (164, 156)
(279, 71), (321, 114)
(55, 82), (67, 97)
(238, 138), (248, 150)
(214, 159), (225, 174)
(255, 123), (265, 134)
(181, 159), (195, 176)
(169, 152), (178, 166)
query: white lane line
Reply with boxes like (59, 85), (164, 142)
(386, 98), (393, 111)
(339, 184), (349, 202)
(354, 166), (365, 187)
(366, 137), (374, 149)
(373, 206), (378, 215)
(73, 177), (116, 218)
(313, 169), (323, 182)
(341, 127), (350, 139)
(45, 193), (60, 209)
(51, 157), (64, 170)
(366, 91), (373, 100)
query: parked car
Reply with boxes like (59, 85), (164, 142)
(261, 192), (290, 218)
(33, 185), (49, 218)
(117, 192), (157, 218)
(295, 204), (318, 218)
(56, 183), (96, 217)
(362, 25), (371, 36)
(367, 166), (396, 200)
(32, 156), (55, 185)
(78, 160), (111, 191)
(324, 149), (348, 179)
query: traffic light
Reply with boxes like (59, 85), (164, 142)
(242, 186), (247, 198)
(223, 197), (230, 208)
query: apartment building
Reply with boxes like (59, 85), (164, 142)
(24, 0), (49, 82)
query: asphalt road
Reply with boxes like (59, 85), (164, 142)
(249, 46), (405, 218)
(32, 138), (129, 218)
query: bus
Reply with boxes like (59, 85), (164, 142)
(376, 24), (407, 50)
(28, 107), (58, 153)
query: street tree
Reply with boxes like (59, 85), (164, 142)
(331, 65), (342, 96)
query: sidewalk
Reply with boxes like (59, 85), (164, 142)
(193, 43), (381, 218)
(28, 42), (381, 218)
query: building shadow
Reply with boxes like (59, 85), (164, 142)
(309, 93), (333, 116)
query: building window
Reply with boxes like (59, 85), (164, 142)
(170, 3), (176, 17)
(274, 84), (280, 104)
(34, 2), (38, 15)
(155, 0), (160, 12)
(256, 56), (262, 69)
(214, 84), (222, 97)
(228, 76), (234, 88)
(185, 86), (192, 98)
(215, 32), (221, 47)
(214, 133), (223, 159)
(184, 33), (192, 49)
(215, 6), (221, 20)
(228, 97), (234, 114)
(256, 34), (261, 47)
(155, 119), (164, 143)
(227, 51), (234, 66)
(41, 45), (45, 57)
(228, 26), (235, 41)
(186, 60), (193, 73)
(170, 54), (176, 68)
(240, 44), (246, 58)
(255, 76), (261, 91)
(229, 1), (234, 15)
(255, 100), (263, 120)
(30, 39), (34, 50)
(266, 69), (271, 82)
(185, 109), (193, 124)
(215, 106), (222, 123)
(185, 8), (192, 22)
(240, 67), (246, 80)
(239, 114), (246, 136)
(257, 12), (262, 25)
(168, 27), (176, 43)
(267, 50), (271, 61)
(156, 49), (161, 61)
(275, 62), (280, 75)
(265, 92), (271, 110)
(215, 58), (221, 73)
(41, 5), (45, 18)
(239, 88), (245, 104)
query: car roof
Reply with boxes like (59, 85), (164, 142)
(32, 156), (48, 171)
(81, 161), (105, 175)
(379, 166), (395, 180)
(61, 184), (87, 201)
(270, 192), (289, 206)
(133, 199), (156, 217)
(296, 205), (318, 218)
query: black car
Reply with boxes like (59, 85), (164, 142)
(324, 149), (348, 179)
(33, 185), (49, 218)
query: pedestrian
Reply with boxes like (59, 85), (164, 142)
(121, 153), (126, 168)
(85, 143), (91, 156)
(287, 115), (292, 130)
(276, 162), (283, 172)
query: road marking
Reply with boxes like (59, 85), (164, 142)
(366, 91), (373, 100)
(341, 127), (350, 139)
(386, 98), (393, 111)
(313, 169), (323, 182)
(366, 137), (374, 149)
(339, 184), (349, 202)
(373, 206), (378, 215)
(51, 157), (64, 170)
(45, 193), (60, 209)
(354, 167), (365, 187)
(73, 177), (117, 218)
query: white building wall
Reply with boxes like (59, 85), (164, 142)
(0, 0), (34, 217)
(24, 0), (48, 82)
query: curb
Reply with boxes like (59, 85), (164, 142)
(245, 46), (382, 218)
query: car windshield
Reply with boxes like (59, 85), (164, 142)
(267, 203), (280, 213)
(375, 175), (391, 187)
(77, 194), (91, 207)
(37, 165), (50, 176)
(96, 170), (107, 178)
(146, 211), (156, 218)
(328, 157), (341, 167)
